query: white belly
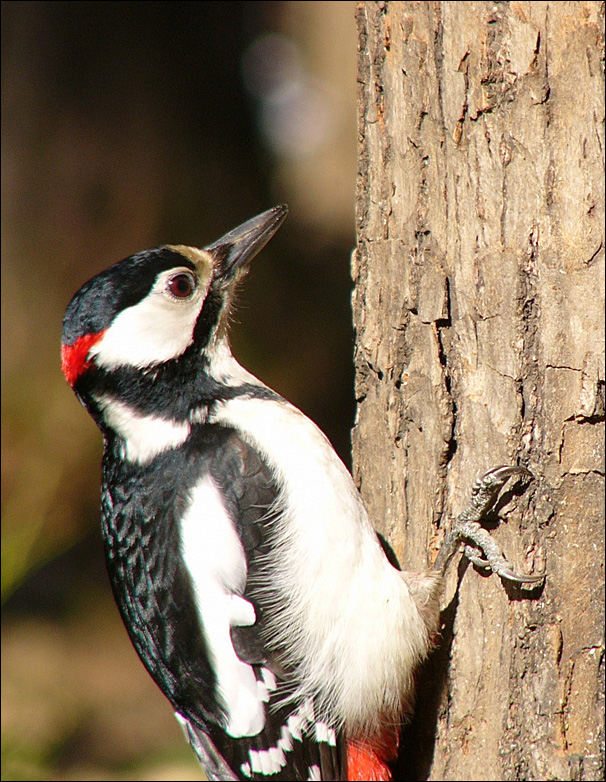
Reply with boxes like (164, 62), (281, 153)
(211, 396), (431, 734)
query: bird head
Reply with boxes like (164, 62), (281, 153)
(61, 206), (288, 409)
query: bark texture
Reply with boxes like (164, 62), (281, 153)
(352, 3), (605, 780)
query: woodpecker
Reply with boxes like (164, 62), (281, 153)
(61, 206), (543, 781)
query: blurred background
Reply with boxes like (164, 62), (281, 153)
(1, 2), (358, 779)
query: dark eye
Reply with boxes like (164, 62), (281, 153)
(167, 272), (196, 299)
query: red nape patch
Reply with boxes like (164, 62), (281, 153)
(347, 728), (399, 782)
(61, 331), (106, 386)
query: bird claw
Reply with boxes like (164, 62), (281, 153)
(461, 465), (532, 521)
(433, 466), (545, 585)
(462, 540), (545, 584)
(496, 568), (545, 585)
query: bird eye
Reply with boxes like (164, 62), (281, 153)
(167, 272), (196, 299)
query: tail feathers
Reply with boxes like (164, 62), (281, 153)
(176, 714), (239, 781)
(177, 702), (346, 781)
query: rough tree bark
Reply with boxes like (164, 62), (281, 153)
(352, 3), (604, 781)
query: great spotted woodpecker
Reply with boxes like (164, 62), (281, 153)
(61, 206), (543, 781)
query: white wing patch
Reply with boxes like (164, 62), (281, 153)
(256, 665), (278, 704)
(238, 697), (336, 779)
(314, 721), (337, 746)
(179, 473), (265, 738)
(261, 666), (277, 692)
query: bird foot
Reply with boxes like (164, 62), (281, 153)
(433, 466), (545, 584)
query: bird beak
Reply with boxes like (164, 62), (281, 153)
(205, 205), (288, 280)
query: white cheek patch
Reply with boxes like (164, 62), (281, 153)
(90, 265), (211, 370)
(179, 473), (265, 739)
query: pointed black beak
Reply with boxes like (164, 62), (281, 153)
(205, 205), (288, 280)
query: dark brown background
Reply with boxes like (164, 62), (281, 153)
(1, 3), (357, 779)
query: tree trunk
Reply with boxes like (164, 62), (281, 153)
(352, 3), (604, 780)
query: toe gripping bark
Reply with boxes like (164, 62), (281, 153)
(433, 466), (545, 584)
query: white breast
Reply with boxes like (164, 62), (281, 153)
(211, 394), (431, 734)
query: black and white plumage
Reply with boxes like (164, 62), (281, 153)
(61, 206), (542, 781)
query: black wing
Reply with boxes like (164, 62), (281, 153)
(102, 423), (346, 781)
